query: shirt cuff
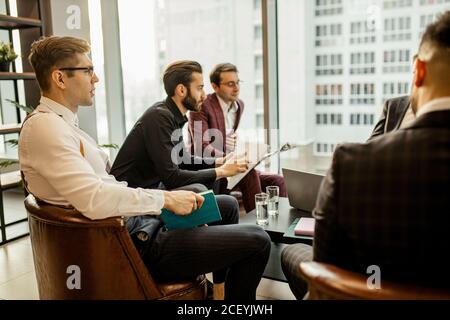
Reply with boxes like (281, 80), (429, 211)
(142, 188), (165, 214)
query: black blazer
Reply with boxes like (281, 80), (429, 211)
(313, 110), (450, 288)
(368, 96), (410, 141)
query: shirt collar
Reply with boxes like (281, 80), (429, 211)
(217, 94), (238, 114)
(165, 97), (188, 126)
(417, 97), (450, 118)
(38, 96), (79, 127)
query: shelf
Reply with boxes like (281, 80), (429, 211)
(0, 123), (21, 134)
(0, 72), (36, 80)
(0, 14), (42, 29)
(0, 170), (21, 190)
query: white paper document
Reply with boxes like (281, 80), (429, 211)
(226, 143), (294, 190)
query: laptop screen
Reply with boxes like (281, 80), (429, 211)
(282, 168), (324, 212)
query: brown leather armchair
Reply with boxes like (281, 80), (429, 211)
(299, 261), (450, 300)
(25, 195), (207, 300)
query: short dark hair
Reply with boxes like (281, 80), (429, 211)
(420, 11), (450, 51)
(163, 60), (202, 97)
(210, 63), (238, 86)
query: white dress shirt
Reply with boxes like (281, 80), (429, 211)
(19, 97), (164, 220)
(416, 96), (450, 118)
(217, 95), (238, 132)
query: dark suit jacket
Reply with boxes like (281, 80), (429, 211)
(189, 93), (244, 157)
(368, 96), (410, 141)
(313, 110), (450, 287)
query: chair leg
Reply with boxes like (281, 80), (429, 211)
(214, 283), (225, 300)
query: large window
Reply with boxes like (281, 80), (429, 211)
(277, 0), (450, 173)
(118, 0), (264, 136)
(87, 0), (450, 174)
(88, 0), (108, 146)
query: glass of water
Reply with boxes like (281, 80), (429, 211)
(266, 186), (279, 216)
(255, 193), (269, 226)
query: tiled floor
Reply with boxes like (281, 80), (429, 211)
(0, 236), (39, 300)
(0, 236), (295, 300)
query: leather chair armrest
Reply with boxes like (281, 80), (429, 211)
(300, 261), (450, 300)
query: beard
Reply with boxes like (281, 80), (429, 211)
(182, 87), (200, 112)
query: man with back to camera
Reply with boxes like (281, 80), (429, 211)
(281, 11), (450, 299)
(281, 88), (416, 300)
(189, 63), (287, 213)
(19, 37), (271, 300)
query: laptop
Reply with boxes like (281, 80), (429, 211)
(282, 168), (325, 212)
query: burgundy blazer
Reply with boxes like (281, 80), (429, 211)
(189, 93), (244, 157)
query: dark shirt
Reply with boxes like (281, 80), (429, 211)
(111, 97), (217, 190)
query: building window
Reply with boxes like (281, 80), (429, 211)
(383, 0), (413, 9)
(315, 23), (343, 47)
(383, 81), (410, 102)
(383, 49), (411, 73)
(118, 0), (265, 136)
(255, 55), (263, 71)
(254, 0), (261, 10)
(350, 113), (375, 125)
(384, 17), (412, 42)
(316, 54), (343, 76)
(315, 84), (343, 105)
(255, 84), (264, 99)
(315, 0), (343, 16)
(350, 51), (376, 75)
(316, 113), (343, 125)
(350, 83), (375, 105)
(350, 20), (376, 44)
(254, 25), (262, 40)
(278, 0), (448, 172)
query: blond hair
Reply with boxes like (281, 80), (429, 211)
(28, 36), (91, 92)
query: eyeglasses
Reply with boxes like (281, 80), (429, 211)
(220, 80), (243, 88)
(59, 66), (95, 77)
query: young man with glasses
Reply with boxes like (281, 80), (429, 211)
(189, 63), (287, 213)
(20, 37), (271, 300)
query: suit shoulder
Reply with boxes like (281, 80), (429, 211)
(386, 95), (409, 107)
(141, 102), (174, 122)
(201, 94), (216, 110)
(338, 129), (411, 160)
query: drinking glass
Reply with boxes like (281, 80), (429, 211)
(255, 193), (269, 226)
(266, 186), (279, 216)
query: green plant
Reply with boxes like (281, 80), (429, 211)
(0, 159), (17, 169)
(0, 42), (18, 63)
(99, 143), (119, 150)
(6, 99), (33, 114)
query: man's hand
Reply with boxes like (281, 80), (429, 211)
(163, 191), (205, 216)
(215, 151), (234, 167)
(215, 153), (248, 179)
(225, 133), (237, 153)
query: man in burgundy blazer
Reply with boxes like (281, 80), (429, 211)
(189, 63), (286, 212)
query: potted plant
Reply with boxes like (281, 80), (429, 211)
(0, 42), (18, 72)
